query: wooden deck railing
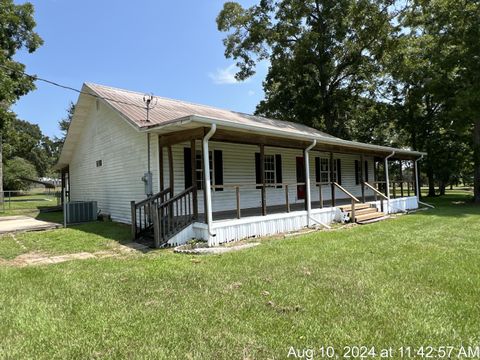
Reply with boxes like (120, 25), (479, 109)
(364, 181), (388, 212)
(371, 180), (415, 199)
(131, 188), (171, 240)
(153, 186), (195, 247)
(333, 182), (360, 222)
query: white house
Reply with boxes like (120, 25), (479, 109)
(56, 83), (425, 247)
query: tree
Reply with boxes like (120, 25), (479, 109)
(52, 102), (75, 159)
(0, 0), (43, 198)
(217, 0), (397, 138)
(3, 156), (38, 191)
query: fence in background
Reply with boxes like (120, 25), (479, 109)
(0, 190), (61, 213)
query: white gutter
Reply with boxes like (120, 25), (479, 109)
(304, 140), (316, 227)
(385, 151), (395, 212)
(203, 124), (217, 244)
(415, 155), (435, 208)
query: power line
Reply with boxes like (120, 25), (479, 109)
(0, 63), (147, 109)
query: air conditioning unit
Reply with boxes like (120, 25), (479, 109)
(65, 201), (98, 224)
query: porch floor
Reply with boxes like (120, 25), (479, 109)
(203, 195), (382, 222)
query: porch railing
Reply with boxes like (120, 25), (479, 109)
(153, 186), (195, 247)
(131, 188), (171, 240)
(371, 181), (415, 199)
(333, 182), (360, 222)
(364, 181), (388, 212)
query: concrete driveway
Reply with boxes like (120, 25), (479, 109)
(0, 216), (60, 234)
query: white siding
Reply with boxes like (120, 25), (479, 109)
(69, 101), (159, 223)
(166, 141), (376, 214)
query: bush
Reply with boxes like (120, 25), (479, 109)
(3, 157), (38, 191)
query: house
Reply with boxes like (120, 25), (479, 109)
(56, 83), (426, 247)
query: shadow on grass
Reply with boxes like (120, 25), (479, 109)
(414, 191), (479, 218)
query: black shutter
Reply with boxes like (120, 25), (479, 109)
(214, 150), (223, 191)
(255, 152), (261, 189)
(275, 154), (282, 188)
(355, 160), (359, 185)
(365, 161), (369, 183)
(337, 159), (342, 185)
(184, 147), (192, 189)
(315, 157), (320, 183)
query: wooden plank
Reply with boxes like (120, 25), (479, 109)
(168, 145), (174, 196)
(130, 201), (136, 240)
(191, 139), (198, 219)
(236, 186), (241, 219)
(260, 144), (266, 215)
(159, 127), (205, 147)
(285, 184), (290, 212)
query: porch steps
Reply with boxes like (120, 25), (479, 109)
(338, 203), (388, 224)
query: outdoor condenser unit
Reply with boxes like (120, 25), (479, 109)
(65, 201), (98, 224)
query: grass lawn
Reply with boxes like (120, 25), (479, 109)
(0, 192), (60, 217)
(0, 190), (479, 359)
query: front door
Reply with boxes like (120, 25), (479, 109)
(296, 157), (305, 200)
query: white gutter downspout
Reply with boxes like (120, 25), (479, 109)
(304, 140), (331, 229)
(415, 155), (435, 208)
(385, 151), (395, 213)
(203, 124), (217, 244)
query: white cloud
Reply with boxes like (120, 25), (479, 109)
(209, 64), (246, 85)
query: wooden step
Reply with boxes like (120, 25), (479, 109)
(357, 215), (390, 225)
(353, 207), (378, 216)
(355, 211), (385, 222)
(338, 203), (370, 212)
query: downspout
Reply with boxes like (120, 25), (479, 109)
(415, 155), (435, 208)
(304, 140), (331, 229)
(203, 124), (217, 244)
(385, 151), (395, 213)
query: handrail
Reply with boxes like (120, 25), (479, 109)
(158, 186), (195, 208)
(364, 182), (388, 200)
(134, 187), (171, 207)
(211, 182), (306, 189)
(333, 182), (360, 202)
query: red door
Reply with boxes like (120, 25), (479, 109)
(296, 157), (305, 200)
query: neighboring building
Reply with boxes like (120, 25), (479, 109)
(56, 83), (425, 247)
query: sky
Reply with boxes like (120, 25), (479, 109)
(13, 0), (267, 138)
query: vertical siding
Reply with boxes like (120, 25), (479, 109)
(69, 102), (158, 223)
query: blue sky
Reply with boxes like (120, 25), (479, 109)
(13, 0), (267, 138)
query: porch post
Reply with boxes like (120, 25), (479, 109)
(168, 145), (174, 196)
(260, 144), (267, 215)
(158, 136), (164, 191)
(414, 158), (421, 199)
(60, 169), (66, 206)
(329, 152), (335, 207)
(384, 157), (390, 199)
(191, 139), (198, 220)
(304, 140), (316, 227)
(360, 154), (365, 203)
(399, 160), (404, 197)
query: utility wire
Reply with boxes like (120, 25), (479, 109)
(0, 63), (147, 109)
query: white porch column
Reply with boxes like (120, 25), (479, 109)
(385, 151), (395, 212)
(203, 124), (216, 245)
(304, 140), (316, 227)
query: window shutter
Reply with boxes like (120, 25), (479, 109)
(184, 147), (192, 189)
(214, 150), (223, 191)
(364, 161), (369, 183)
(337, 159), (342, 185)
(355, 160), (359, 185)
(275, 154), (282, 188)
(315, 157), (320, 183)
(255, 152), (261, 189)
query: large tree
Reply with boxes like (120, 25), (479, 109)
(217, 0), (397, 138)
(0, 0), (43, 198)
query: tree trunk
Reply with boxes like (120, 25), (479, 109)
(474, 119), (480, 203)
(427, 167), (436, 197)
(439, 181), (446, 196)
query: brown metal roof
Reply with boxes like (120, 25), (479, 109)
(85, 82), (338, 140)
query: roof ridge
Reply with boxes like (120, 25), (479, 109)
(85, 82), (247, 115)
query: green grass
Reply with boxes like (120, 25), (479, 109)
(0, 192), (60, 217)
(0, 190), (479, 359)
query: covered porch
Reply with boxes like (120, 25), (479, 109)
(131, 121), (423, 247)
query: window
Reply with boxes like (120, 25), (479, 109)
(255, 153), (283, 188)
(96, 160), (102, 167)
(184, 147), (223, 191)
(315, 157), (341, 184)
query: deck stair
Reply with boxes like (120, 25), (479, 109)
(338, 203), (388, 224)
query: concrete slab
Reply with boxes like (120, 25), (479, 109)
(0, 216), (60, 234)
